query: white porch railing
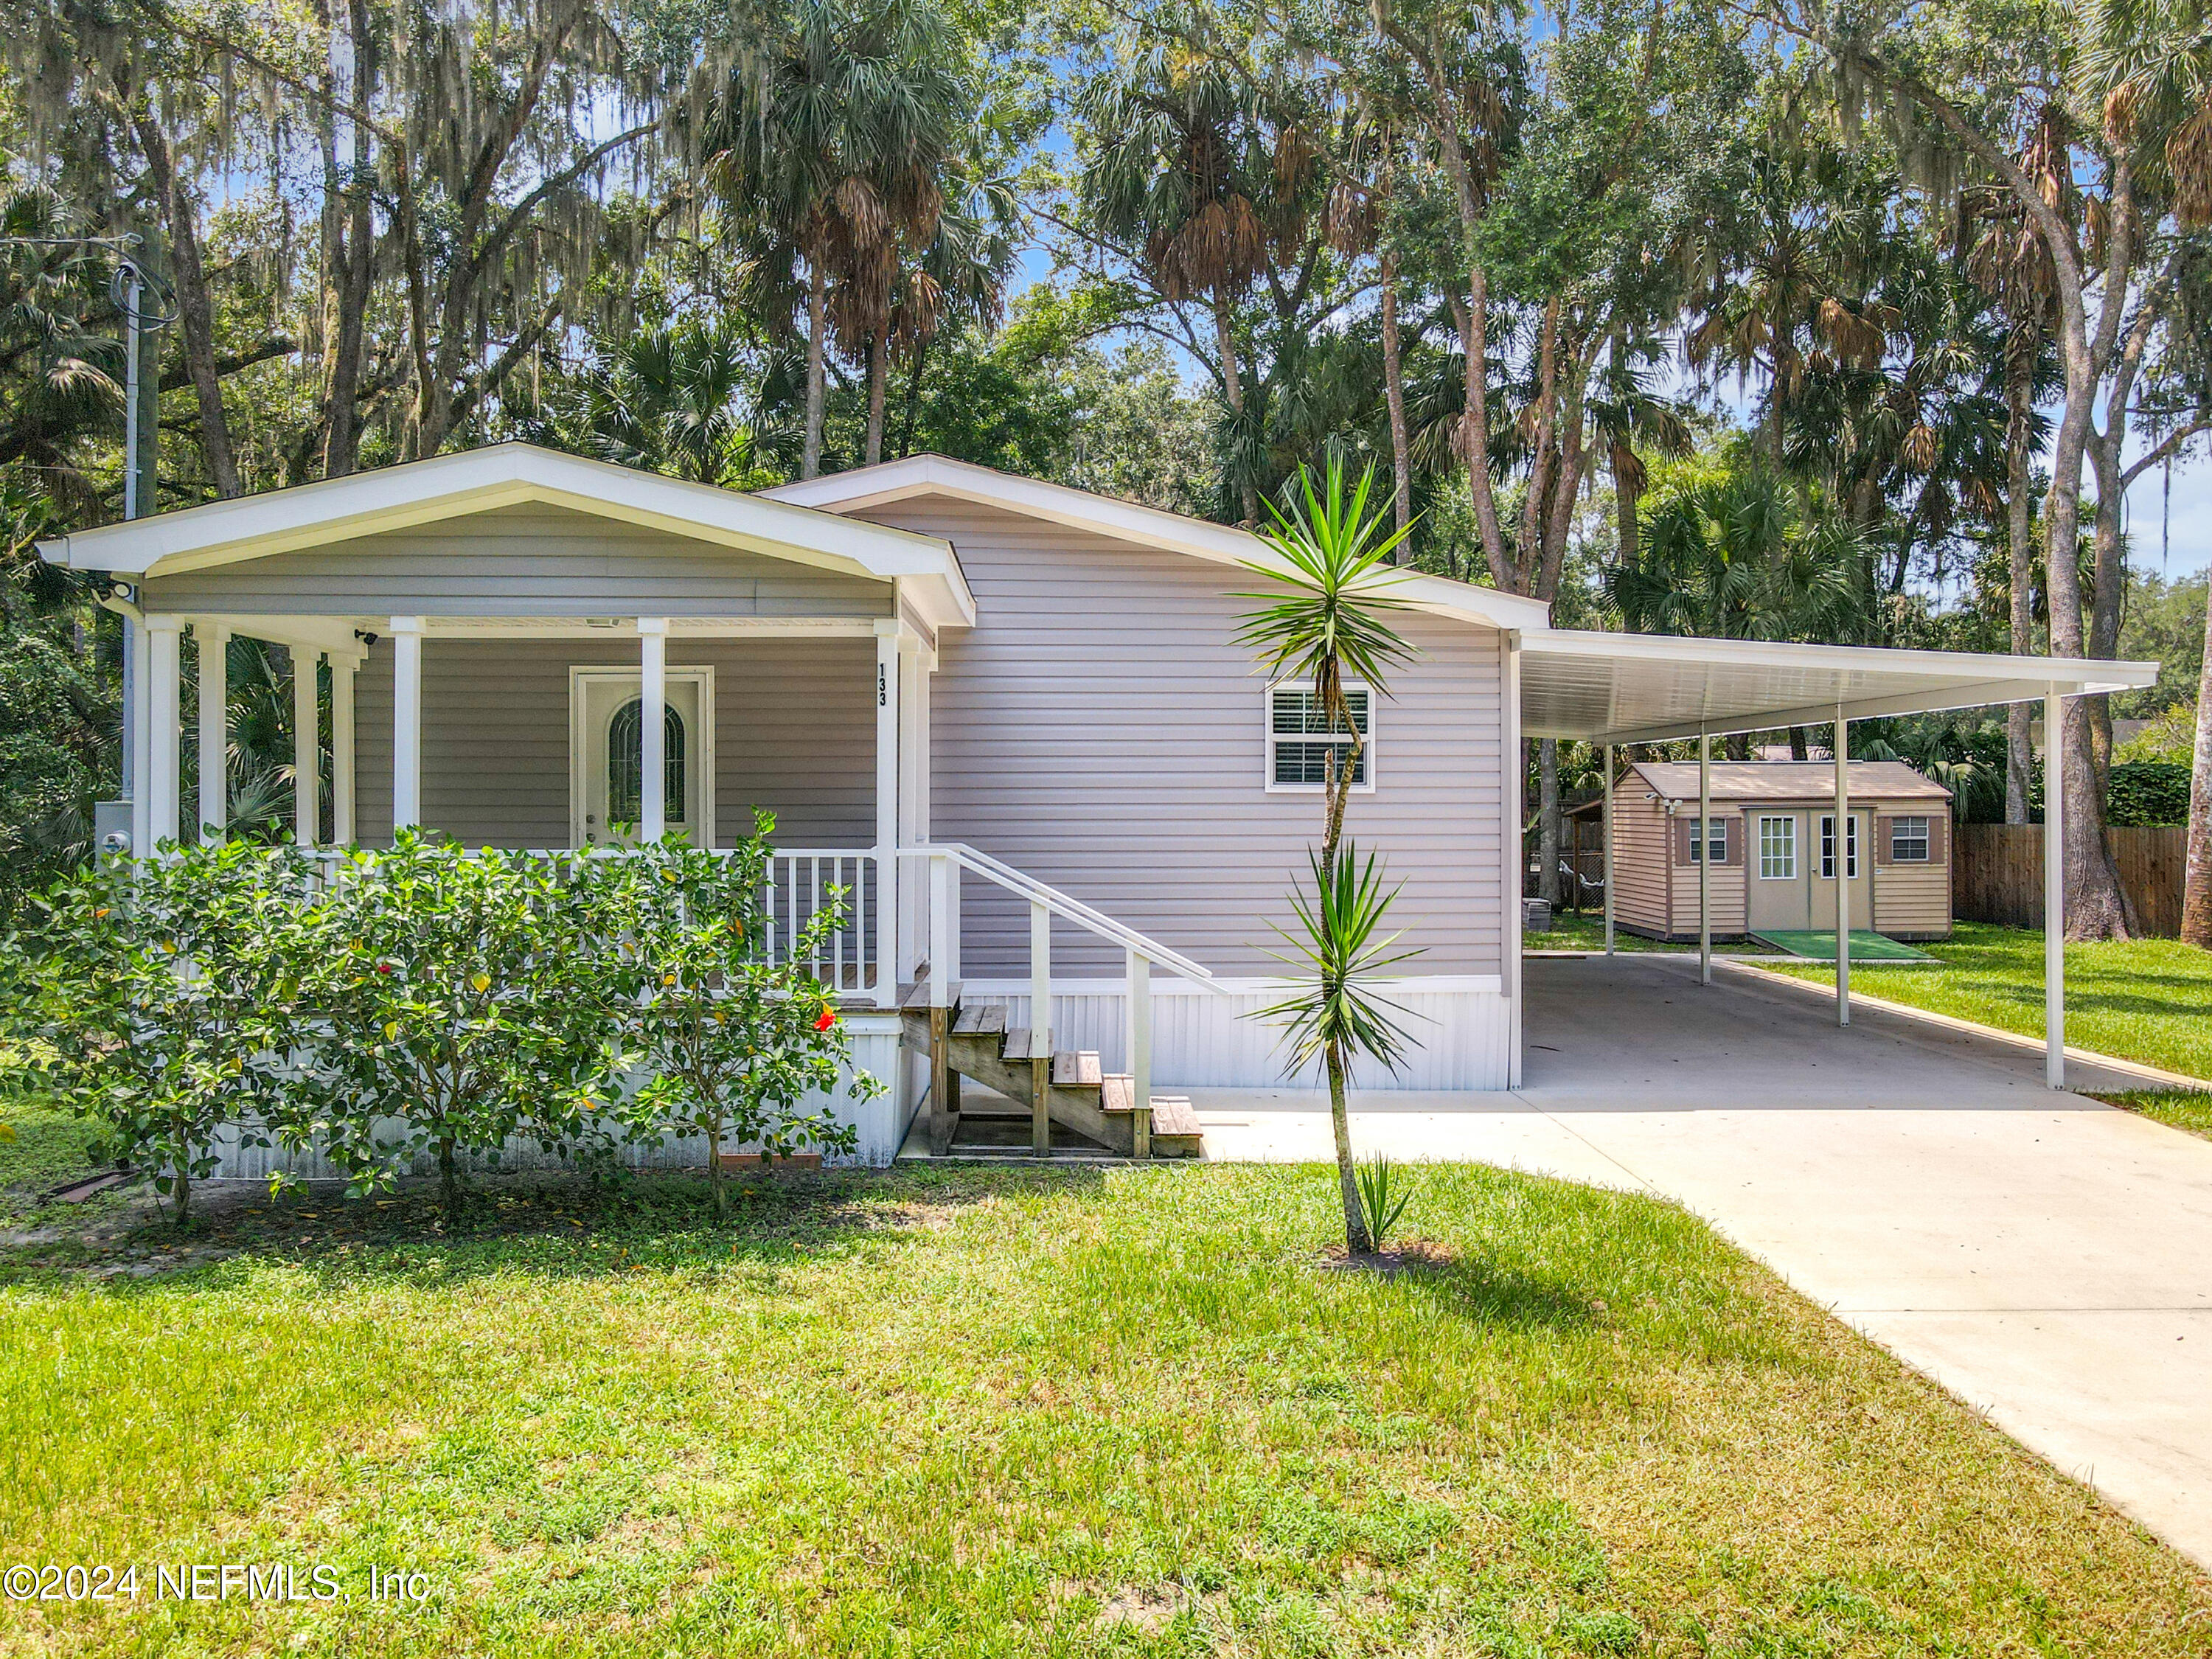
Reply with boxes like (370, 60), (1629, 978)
(901, 842), (1216, 1122)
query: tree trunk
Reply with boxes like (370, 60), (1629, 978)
(1517, 299), (1562, 586)
(896, 337), (929, 459)
(438, 1133), (461, 1225)
(1326, 1040), (1371, 1255)
(1790, 727), (1809, 760)
(1213, 295), (1258, 526)
(322, 0), (378, 479)
(1380, 250), (1412, 541)
(2002, 336), (2037, 823)
(2183, 571), (2212, 948)
(1456, 271), (1511, 588)
(802, 259), (828, 480)
(1613, 442), (1641, 566)
(865, 329), (888, 466)
(171, 1168), (191, 1226)
(129, 108), (240, 498)
(1537, 738), (1562, 906)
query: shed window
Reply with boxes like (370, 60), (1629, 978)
(1268, 685), (1370, 788)
(608, 697), (688, 827)
(1819, 814), (1859, 879)
(1890, 815), (1931, 863)
(1758, 815), (1796, 879)
(1686, 815), (1725, 863)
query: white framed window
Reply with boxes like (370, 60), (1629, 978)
(1758, 815), (1797, 879)
(1890, 815), (1931, 863)
(1686, 815), (1725, 863)
(1266, 683), (1373, 791)
(1819, 813), (1859, 879)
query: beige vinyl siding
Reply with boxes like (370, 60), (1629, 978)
(350, 636), (874, 849)
(1873, 805), (1953, 938)
(852, 498), (1506, 977)
(141, 502), (890, 620)
(1610, 800), (1673, 938)
(1667, 808), (1745, 937)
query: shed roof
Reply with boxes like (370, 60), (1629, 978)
(1624, 759), (1952, 804)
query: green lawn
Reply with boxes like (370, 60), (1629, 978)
(1, 1105), (2204, 1656)
(1758, 922), (2212, 1083)
(1525, 914), (1780, 956)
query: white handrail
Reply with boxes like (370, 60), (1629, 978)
(902, 841), (1217, 987)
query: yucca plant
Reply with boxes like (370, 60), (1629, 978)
(1257, 844), (1420, 1254)
(1238, 458), (1420, 1255)
(1354, 1155), (1415, 1252)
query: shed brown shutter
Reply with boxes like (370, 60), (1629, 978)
(1722, 815), (1742, 866)
(1930, 811), (1949, 867)
(1676, 816), (1694, 866)
(1874, 813), (1895, 868)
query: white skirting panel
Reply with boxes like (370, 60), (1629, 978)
(206, 1016), (913, 1179)
(970, 975), (1511, 1092)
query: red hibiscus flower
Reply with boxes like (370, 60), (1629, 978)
(814, 1004), (837, 1032)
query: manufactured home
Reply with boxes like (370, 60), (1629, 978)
(1576, 759), (1955, 944)
(41, 443), (2152, 1161)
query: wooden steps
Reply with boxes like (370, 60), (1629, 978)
(900, 998), (1203, 1161)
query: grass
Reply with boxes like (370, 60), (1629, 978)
(2093, 1090), (2212, 1142)
(1, 1105), (2206, 1656)
(1756, 921), (2212, 1083)
(1524, 914), (1780, 956)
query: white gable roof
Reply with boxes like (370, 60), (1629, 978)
(38, 442), (976, 631)
(762, 453), (1556, 634)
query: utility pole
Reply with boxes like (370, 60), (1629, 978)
(111, 230), (175, 846)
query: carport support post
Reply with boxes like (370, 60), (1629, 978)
(1698, 732), (1711, 984)
(2045, 688), (2065, 1088)
(1602, 743), (1615, 957)
(1835, 704), (1850, 1027)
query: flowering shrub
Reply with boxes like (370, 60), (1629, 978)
(591, 817), (870, 1218)
(5, 839), (321, 1222)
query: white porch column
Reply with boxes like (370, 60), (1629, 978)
(1834, 704), (1851, 1026)
(145, 616), (183, 850)
(639, 618), (668, 841)
(1127, 947), (1152, 1136)
(873, 619), (900, 1006)
(293, 645), (321, 848)
(195, 623), (227, 838)
(391, 617), (425, 830)
(1602, 742), (1615, 957)
(127, 611), (151, 855)
(897, 629), (933, 986)
(332, 655), (356, 845)
(2045, 688), (2065, 1088)
(1504, 629), (1523, 1088)
(1697, 732), (1712, 984)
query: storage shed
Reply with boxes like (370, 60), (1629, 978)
(1574, 759), (1955, 944)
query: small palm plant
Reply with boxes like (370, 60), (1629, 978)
(1256, 846), (1420, 1252)
(1237, 458), (1419, 1254)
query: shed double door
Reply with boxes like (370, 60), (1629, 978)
(1745, 810), (1870, 933)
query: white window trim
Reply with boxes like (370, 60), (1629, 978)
(1757, 813), (1797, 880)
(1686, 814), (1727, 864)
(568, 664), (717, 848)
(1818, 812), (1860, 880)
(1890, 813), (1932, 863)
(1264, 679), (1377, 794)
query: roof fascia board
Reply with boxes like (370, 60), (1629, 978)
(765, 455), (1552, 633)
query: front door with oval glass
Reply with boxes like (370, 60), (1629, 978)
(569, 667), (714, 847)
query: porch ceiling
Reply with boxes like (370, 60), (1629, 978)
(1521, 630), (2157, 744)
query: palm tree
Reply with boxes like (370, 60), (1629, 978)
(538, 321), (782, 487)
(706, 0), (968, 479)
(874, 166), (1020, 464)
(1078, 45), (1326, 524)
(1237, 460), (1416, 1253)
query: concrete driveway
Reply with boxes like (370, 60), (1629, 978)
(1192, 953), (2212, 1569)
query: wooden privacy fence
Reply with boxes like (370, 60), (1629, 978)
(1952, 823), (2188, 936)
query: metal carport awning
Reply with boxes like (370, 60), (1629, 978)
(1507, 628), (2158, 1097)
(1518, 630), (2155, 745)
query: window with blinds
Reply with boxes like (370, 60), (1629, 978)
(1267, 685), (1371, 789)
